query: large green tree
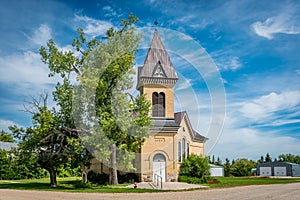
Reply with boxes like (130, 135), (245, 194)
(10, 96), (81, 187)
(230, 158), (257, 176)
(278, 153), (300, 164)
(265, 153), (272, 163)
(223, 158), (231, 177)
(39, 15), (151, 184)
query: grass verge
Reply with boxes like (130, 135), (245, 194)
(1, 177), (300, 192)
(0, 177), (162, 193)
(206, 177), (300, 188)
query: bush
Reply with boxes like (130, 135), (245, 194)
(0, 149), (47, 180)
(87, 171), (109, 185)
(178, 176), (203, 184)
(118, 172), (139, 184)
(179, 154), (210, 184)
(74, 180), (92, 188)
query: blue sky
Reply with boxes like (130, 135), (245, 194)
(1, 0), (300, 161)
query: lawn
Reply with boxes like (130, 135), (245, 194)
(207, 177), (300, 188)
(1, 177), (300, 192)
(0, 177), (162, 193)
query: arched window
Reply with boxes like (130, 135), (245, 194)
(182, 138), (186, 159)
(153, 153), (166, 162)
(152, 92), (159, 117)
(178, 141), (181, 162)
(187, 143), (189, 157)
(152, 92), (165, 117)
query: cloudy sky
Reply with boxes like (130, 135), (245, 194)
(1, 0), (300, 161)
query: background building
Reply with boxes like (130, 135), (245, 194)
(209, 164), (224, 177)
(257, 162), (300, 177)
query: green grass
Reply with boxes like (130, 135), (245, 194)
(206, 177), (300, 188)
(0, 177), (162, 193)
(1, 177), (300, 192)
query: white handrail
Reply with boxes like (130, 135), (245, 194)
(153, 173), (163, 189)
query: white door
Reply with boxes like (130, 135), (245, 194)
(153, 153), (166, 182)
(274, 167), (286, 176)
(260, 167), (272, 176)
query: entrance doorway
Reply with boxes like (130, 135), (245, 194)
(153, 153), (166, 182)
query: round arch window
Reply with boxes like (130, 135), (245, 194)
(153, 153), (166, 162)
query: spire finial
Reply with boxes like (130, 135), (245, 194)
(154, 20), (158, 30)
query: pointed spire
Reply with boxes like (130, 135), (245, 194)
(154, 20), (158, 29)
(137, 29), (178, 89)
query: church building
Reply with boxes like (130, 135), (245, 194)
(136, 29), (207, 182)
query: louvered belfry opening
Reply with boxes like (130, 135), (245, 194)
(152, 92), (165, 117)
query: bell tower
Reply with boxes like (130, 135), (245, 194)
(137, 29), (179, 132)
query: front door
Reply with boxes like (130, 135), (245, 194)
(153, 153), (166, 182)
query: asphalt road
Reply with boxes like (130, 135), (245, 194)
(1, 182), (300, 200)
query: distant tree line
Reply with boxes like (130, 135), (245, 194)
(208, 153), (300, 177)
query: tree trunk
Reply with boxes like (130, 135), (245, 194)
(82, 171), (88, 183)
(80, 164), (88, 183)
(109, 143), (118, 184)
(48, 167), (57, 187)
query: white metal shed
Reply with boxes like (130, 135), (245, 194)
(209, 164), (224, 177)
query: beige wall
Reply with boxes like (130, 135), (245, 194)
(176, 117), (205, 158)
(140, 114), (205, 182)
(140, 131), (178, 182)
(141, 84), (175, 118)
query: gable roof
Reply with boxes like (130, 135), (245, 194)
(151, 117), (180, 133)
(137, 30), (178, 89)
(174, 111), (208, 142)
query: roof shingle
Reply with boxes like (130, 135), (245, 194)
(174, 111), (208, 142)
(137, 30), (178, 89)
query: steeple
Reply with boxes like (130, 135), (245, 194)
(137, 30), (178, 90)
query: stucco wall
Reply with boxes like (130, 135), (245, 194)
(141, 84), (175, 118)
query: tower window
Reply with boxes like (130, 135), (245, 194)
(152, 92), (165, 117)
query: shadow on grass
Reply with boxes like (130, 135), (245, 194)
(0, 180), (163, 193)
(0, 180), (82, 191)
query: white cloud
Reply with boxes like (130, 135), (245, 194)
(208, 91), (300, 160)
(251, 14), (300, 39)
(240, 91), (300, 121)
(74, 15), (113, 37)
(30, 24), (52, 46)
(211, 50), (242, 71)
(210, 126), (300, 160)
(102, 6), (117, 17)
(258, 119), (300, 127)
(215, 56), (242, 71)
(169, 14), (212, 30)
(0, 51), (53, 86)
(176, 78), (192, 91)
(228, 57), (242, 71)
(0, 119), (21, 132)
